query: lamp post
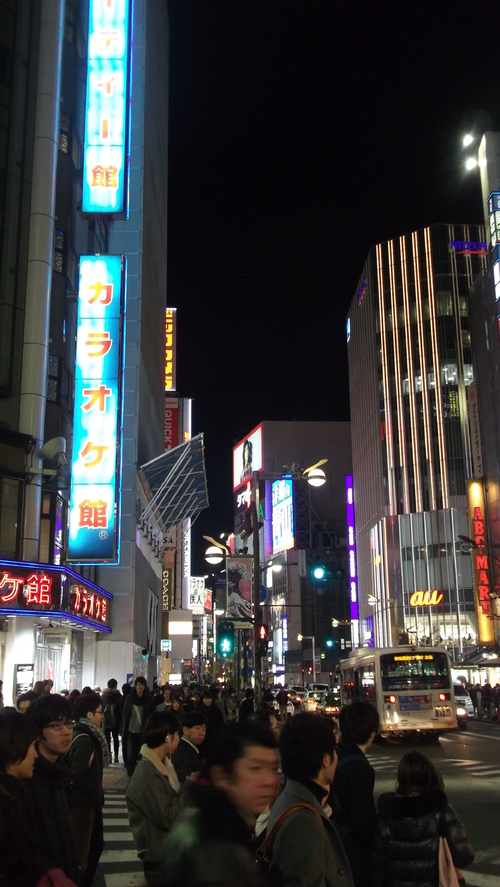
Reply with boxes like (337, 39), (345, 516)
(297, 633), (316, 682)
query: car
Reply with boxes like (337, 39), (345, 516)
(453, 684), (474, 729)
(318, 691), (342, 719)
(286, 690), (306, 711)
(301, 691), (322, 713)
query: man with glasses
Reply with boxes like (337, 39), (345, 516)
(67, 693), (107, 886)
(26, 694), (81, 884)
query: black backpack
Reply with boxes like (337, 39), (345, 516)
(103, 699), (117, 729)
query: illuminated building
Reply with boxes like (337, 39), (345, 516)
(231, 420), (352, 686)
(0, 1), (189, 701)
(347, 223), (488, 655)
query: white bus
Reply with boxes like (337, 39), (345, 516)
(339, 646), (457, 738)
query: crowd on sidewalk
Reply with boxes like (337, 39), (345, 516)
(0, 676), (476, 887)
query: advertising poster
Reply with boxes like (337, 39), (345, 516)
(233, 424), (263, 490)
(226, 557), (253, 620)
(15, 664), (34, 697)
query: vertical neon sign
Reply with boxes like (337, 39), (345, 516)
(68, 256), (126, 563)
(346, 476), (359, 647)
(82, 0), (130, 214)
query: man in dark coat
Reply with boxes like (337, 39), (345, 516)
(267, 713), (354, 887)
(333, 700), (380, 887)
(238, 686), (255, 721)
(101, 678), (122, 763)
(67, 693), (106, 886)
(171, 711), (207, 782)
(26, 694), (81, 884)
(162, 720), (279, 887)
(122, 677), (155, 776)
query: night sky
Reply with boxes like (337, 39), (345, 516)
(165, 1), (499, 574)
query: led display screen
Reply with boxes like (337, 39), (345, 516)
(272, 478), (294, 554)
(82, 0), (131, 214)
(233, 423), (263, 491)
(68, 256), (125, 563)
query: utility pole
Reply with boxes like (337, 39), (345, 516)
(252, 470), (262, 700)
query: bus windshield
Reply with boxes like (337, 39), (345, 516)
(380, 652), (450, 691)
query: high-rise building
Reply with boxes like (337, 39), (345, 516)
(0, 0), (207, 703)
(347, 223), (487, 655)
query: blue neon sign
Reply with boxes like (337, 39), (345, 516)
(68, 256), (126, 563)
(82, 0), (131, 214)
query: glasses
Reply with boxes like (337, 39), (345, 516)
(45, 720), (75, 732)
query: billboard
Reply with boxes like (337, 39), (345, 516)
(68, 255), (126, 563)
(467, 480), (495, 645)
(164, 397), (179, 451)
(233, 423), (263, 491)
(226, 557), (253, 620)
(272, 478), (294, 554)
(346, 476), (359, 646)
(189, 577), (206, 616)
(82, 0), (131, 214)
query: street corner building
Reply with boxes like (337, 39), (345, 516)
(0, 0), (181, 701)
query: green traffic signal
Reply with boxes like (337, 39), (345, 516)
(217, 620), (234, 657)
(312, 565), (326, 580)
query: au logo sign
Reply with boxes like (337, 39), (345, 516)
(410, 590), (444, 607)
(68, 256), (126, 563)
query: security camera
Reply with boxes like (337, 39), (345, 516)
(38, 436), (67, 466)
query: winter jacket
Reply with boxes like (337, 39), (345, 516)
(238, 697), (255, 721)
(126, 746), (182, 863)
(66, 721), (104, 811)
(0, 772), (49, 886)
(161, 780), (271, 887)
(333, 741), (377, 887)
(225, 695), (238, 722)
(372, 789), (474, 887)
(171, 737), (202, 783)
(121, 691), (154, 746)
(267, 778), (354, 887)
(25, 751), (81, 885)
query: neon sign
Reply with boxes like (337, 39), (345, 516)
(165, 308), (177, 391)
(272, 478), (294, 555)
(346, 476), (359, 625)
(0, 560), (111, 630)
(82, 0), (131, 214)
(409, 590), (444, 607)
(450, 240), (487, 255)
(467, 480), (495, 645)
(68, 256), (126, 563)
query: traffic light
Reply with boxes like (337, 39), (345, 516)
(257, 623), (269, 656)
(217, 621), (234, 657)
(311, 563), (326, 580)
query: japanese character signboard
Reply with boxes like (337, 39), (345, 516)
(467, 480), (495, 645)
(0, 561), (112, 631)
(82, 0), (131, 214)
(68, 256), (125, 563)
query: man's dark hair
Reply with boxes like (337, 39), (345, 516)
(338, 701), (380, 745)
(0, 709), (38, 770)
(28, 694), (73, 731)
(244, 687), (254, 700)
(207, 721), (277, 775)
(262, 691), (275, 703)
(143, 711), (180, 748)
(134, 676), (148, 689)
(107, 678), (118, 689)
(16, 691), (38, 711)
(182, 711), (207, 729)
(122, 683), (132, 696)
(249, 709), (276, 730)
(75, 693), (102, 721)
(279, 713), (336, 781)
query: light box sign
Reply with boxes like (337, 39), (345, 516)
(82, 0), (131, 215)
(346, 476), (359, 623)
(165, 308), (177, 392)
(0, 560), (112, 631)
(272, 478), (294, 554)
(68, 256), (126, 563)
(467, 480), (495, 645)
(233, 423), (263, 491)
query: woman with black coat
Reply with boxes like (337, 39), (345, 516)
(122, 677), (155, 776)
(373, 751), (474, 887)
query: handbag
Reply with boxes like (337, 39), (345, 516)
(439, 836), (464, 887)
(256, 802), (324, 879)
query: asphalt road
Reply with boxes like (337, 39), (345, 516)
(367, 719), (500, 887)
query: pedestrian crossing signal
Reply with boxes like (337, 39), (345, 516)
(257, 624), (268, 656)
(217, 621), (234, 657)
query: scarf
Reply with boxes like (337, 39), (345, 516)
(80, 718), (110, 768)
(139, 743), (180, 793)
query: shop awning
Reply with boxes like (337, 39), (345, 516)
(138, 433), (209, 533)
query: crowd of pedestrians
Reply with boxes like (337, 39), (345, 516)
(0, 678), (477, 886)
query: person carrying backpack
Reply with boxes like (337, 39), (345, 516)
(101, 678), (121, 764)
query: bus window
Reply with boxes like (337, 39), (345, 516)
(359, 663), (376, 699)
(343, 668), (355, 701)
(380, 652), (450, 692)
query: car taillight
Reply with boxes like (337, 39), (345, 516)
(384, 695), (397, 704)
(439, 693), (450, 701)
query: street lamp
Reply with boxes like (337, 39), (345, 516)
(297, 633), (316, 681)
(463, 134), (474, 147)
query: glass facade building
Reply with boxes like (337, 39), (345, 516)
(347, 223), (487, 657)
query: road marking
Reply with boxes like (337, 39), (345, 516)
(104, 832), (134, 842)
(466, 874), (500, 887)
(102, 817), (130, 826)
(104, 875), (146, 887)
(100, 849), (139, 864)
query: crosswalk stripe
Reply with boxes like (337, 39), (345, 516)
(102, 817), (130, 825)
(104, 875), (146, 887)
(105, 832), (134, 842)
(101, 849), (139, 864)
